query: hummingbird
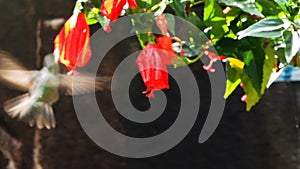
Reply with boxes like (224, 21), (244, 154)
(0, 51), (111, 129)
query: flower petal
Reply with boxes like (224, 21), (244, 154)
(155, 35), (177, 65)
(101, 0), (127, 21)
(136, 43), (170, 97)
(54, 13), (91, 72)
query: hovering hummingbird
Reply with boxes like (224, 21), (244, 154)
(0, 51), (111, 129)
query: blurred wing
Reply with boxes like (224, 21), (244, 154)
(60, 74), (111, 95)
(0, 51), (27, 70)
(0, 51), (36, 91)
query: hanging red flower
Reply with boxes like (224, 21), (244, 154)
(136, 36), (178, 98)
(136, 43), (171, 98)
(136, 13), (179, 98)
(100, 0), (138, 22)
(54, 13), (92, 74)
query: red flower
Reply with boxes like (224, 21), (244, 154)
(54, 13), (91, 74)
(100, 0), (138, 21)
(136, 37), (178, 98)
(136, 14), (178, 98)
(155, 35), (177, 64)
(136, 43), (169, 98)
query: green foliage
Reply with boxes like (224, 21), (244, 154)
(172, 41), (200, 57)
(237, 18), (289, 39)
(224, 62), (242, 99)
(218, 0), (264, 17)
(203, 0), (227, 40)
(218, 0), (300, 110)
(283, 30), (300, 63)
(261, 42), (276, 94)
(241, 70), (260, 111)
(78, 0), (300, 111)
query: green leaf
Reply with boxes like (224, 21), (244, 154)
(86, 17), (98, 25)
(204, 0), (219, 21)
(237, 18), (290, 39)
(261, 41), (276, 94)
(273, 0), (288, 12)
(241, 72), (260, 111)
(186, 12), (206, 30)
(170, 0), (186, 18)
(224, 65), (242, 98)
(85, 7), (101, 25)
(97, 15), (110, 29)
(172, 41), (200, 57)
(241, 30), (285, 38)
(256, 0), (282, 16)
(243, 50), (263, 93)
(225, 59), (261, 111)
(218, 37), (265, 99)
(283, 30), (300, 63)
(166, 14), (176, 35)
(218, 0), (264, 17)
(294, 16), (300, 28)
(204, 0), (228, 40)
(135, 0), (148, 9)
(131, 14), (155, 48)
(217, 38), (268, 110)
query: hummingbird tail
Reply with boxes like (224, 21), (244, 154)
(4, 94), (56, 129)
(28, 103), (56, 129)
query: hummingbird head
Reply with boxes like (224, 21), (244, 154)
(43, 54), (59, 74)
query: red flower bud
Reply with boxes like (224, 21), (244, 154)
(155, 14), (170, 37)
(203, 50), (221, 72)
(241, 94), (248, 102)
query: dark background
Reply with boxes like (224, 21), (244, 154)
(0, 0), (299, 169)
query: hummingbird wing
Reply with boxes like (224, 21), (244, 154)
(0, 51), (36, 91)
(60, 74), (111, 95)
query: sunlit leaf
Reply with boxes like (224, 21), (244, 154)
(283, 30), (300, 63)
(228, 57), (245, 70)
(204, 0), (228, 40)
(224, 64), (242, 98)
(273, 0), (288, 12)
(218, 0), (264, 17)
(261, 41), (276, 94)
(237, 18), (290, 39)
(241, 72), (260, 111)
